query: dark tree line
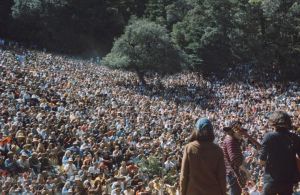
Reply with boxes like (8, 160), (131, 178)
(0, 0), (300, 80)
(1, 0), (147, 54)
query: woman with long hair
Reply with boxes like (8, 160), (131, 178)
(180, 118), (226, 195)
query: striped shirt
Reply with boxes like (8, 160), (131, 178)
(222, 135), (243, 174)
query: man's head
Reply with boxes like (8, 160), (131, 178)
(191, 118), (214, 142)
(223, 120), (245, 140)
(268, 111), (292, 131)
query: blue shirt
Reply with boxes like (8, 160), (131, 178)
(260, 130), (300, 184)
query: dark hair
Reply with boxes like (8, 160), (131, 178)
(268, 111), (292, 131)
(190, 128), (215, 142)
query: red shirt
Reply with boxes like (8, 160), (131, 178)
(222, 135), (243, 174)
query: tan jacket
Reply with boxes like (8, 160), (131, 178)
(180, 141), (226, 195)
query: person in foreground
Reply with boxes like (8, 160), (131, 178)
(222, 121), (248, 195)
(180, 118), (226, 195)
(259, 111), (300, 195)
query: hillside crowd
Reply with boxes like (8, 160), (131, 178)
(0, 40), (299, 194)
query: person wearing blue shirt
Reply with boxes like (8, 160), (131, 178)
(260, 111), (300, 195)
(67, 141), (80, 155)
(62, 181), (72, 195)
(62, 150), (72, 165)
(4, 151), (17, 174)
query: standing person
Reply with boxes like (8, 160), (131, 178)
(180, 118), (226, 195)
(259, 111), (300, 195)
(222, 121), (247, 195)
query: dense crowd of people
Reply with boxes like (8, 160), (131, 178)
(0, 39), (299, 194)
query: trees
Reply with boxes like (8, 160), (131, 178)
(9, 0), (142, 53)
(0, 0), (14, 37)
(251, 0), (300, 80)
(102, 19), (183, 84)
(144, 0), (190, 29)
(172, 0), (234, 74)
(144, 0), (171, 25)
(170, 0), (300, 79)
(0, 0), (298, 79)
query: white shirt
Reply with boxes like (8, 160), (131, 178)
(124, 189), (135, 195)
(64, 163), (77, 177)
(88, 165), (100, 175)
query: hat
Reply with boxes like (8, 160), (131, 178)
(75, 175), (81, 181)
(114, 175), (125, 180)
(21, 152), (28, 157)
(16, 133), (25, 138)
(223, 120), (243, 132)
(194, 118), (214, 141)
(195, 118), (213, 132)
(23, 144), (31, 149)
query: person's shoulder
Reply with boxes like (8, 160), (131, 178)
(185, 140), (197, 146)
(211, 143), (224, 154)
(261, 132), (276, 144)
(263, 131), (277, 140)
(184, 141), (199, 151)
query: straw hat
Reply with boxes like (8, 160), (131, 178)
(16, 133), (25, 138)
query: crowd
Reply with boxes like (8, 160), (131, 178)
(0, 39), (299, 194)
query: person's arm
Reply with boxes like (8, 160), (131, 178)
(217, 148), (226, 195)
(226, 138), (243, 169)
(179, 145), (189, 195)
(259, 134), (269, 166)
(64, 164), (70, 172)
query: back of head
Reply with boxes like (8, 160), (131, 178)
(191, 118), (215, 142)
(268, 111), (292, 131)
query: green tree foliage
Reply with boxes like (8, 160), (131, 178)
(171, 0), (300, 78)
(251, 0), (300, 79)
(138, 156), (164, 177)
(144, 0), (191, 29)
(9, 0), (147, 53)
(1, 0), (299, 79)
(165, 0), (191, 27)
(102, 19), (183, 84)
(0, 0), (14, 37)
(172, 0), (234, 73)
(145, 0), (167, 25)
